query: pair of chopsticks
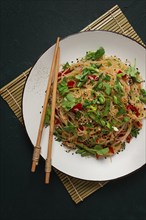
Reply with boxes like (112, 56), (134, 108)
(31, 37), (60, 184)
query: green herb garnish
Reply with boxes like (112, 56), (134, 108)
(140, 89), (146, 104)
(44, 106), (51, 125)
(97, 94), (105, 104)
(85, 47), (105, 61)
(63, 121), (76, 133)
(90, 63), (102, 69)
(131, 128), (140, 137)
(116, 107), (126, 116)
(114, 79), (123, 95)
(126, 60), (141, 82)
(103, 74), (111, 81)
(140, 89), (146, 96)
(62, 93), (79, 111)
(76, 143), (109, 156)
(107, 61), (112, 66)
(123, 116), (130, 122)
(103, 100), (110, 116)
(94, 145), (109, 155)
(140, 97), (146, 104)
(76, 148), (90, 157)
(113, 95), (120, 105)
(93, 73), (103, 91)
(83, 99), (92, 107)
(99, 118), (106, 127)
(106, 121), (112, 130)
(103, 82), (112, 95)
(62, 62), (70, 70)
(86, 105), (97, 112)
(58, 77), (69, 96)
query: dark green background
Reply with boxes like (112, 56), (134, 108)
(0, 1), (146, 220)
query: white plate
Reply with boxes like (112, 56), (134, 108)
(23, 31), (146, 181)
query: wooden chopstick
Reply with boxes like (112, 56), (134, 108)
(45, 46), (60, 184)
(31, 37), (60, 172)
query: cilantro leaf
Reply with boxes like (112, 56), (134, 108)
(62, 62), (70, 70)
(76, 67), (98, 82)
(103, 75), (111, 81)
(62, 93), (79, 111)
(58, 77), (69, 96)
(94, 47), (105, 60)
(126, 62), (137, 78)
(85, 47), (105, 61)
(94, 111), (101, 122)
(63, 121), (76, 133)
(116, 107), (126, 116)
(83, 99), (92, 107)
(126, 60), (141, 82)
(76, 66), (99, 87)
(75, 68), (89, 82)
(140, 97), (146, 104)
(141, 89), (146, 97)
(76, 149), (90, 157)
(131, 128), (140, 138)
(140, 89), (146, 103)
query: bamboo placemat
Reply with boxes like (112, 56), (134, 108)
(0, 5), (145, 204)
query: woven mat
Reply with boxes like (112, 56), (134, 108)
(0, 5), (145, 204)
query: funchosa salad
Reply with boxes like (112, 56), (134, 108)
(45, 47), (146, 159)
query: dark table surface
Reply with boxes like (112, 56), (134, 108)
(0, 1), (146, 220)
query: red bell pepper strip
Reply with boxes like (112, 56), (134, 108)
(136, 121), (142, 128)
(55, 118), (61, 125)
(96, 139), (99, 143)
(63, 68), (72, 75)
(77, 126), (84, 132)
(122, 74), (128, 81)
(117, 70), (128, 81)
(72, 103), (83, 112)
(67, 81), (75, 88)
(126, 134), (132, 143)
(58, 68), (72, 77)
(109, 146), (114, 154)
(126, 104), (140, 116)
(58, 71), (63, 77)
(88, 75), (99, 81)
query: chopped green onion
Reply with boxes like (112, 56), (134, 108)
(123, 116), (130, 122)
(103, 82), (112, 95)
(116, 107), (126, 116)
